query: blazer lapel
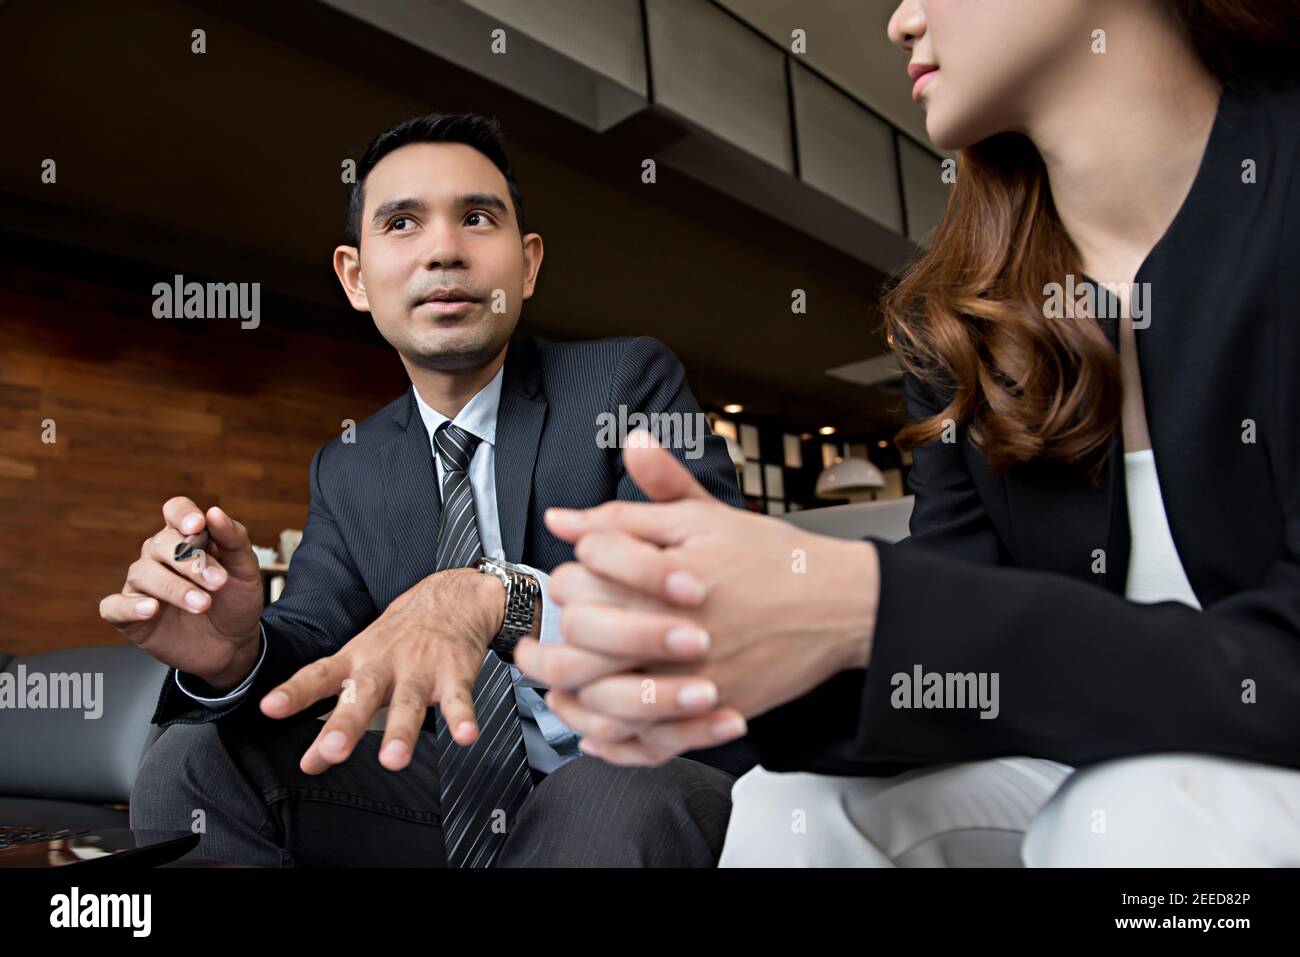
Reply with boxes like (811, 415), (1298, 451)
(494, 339), (547, 563)
(1131, 83), (1263, 607)
(380, 385), (444, 590)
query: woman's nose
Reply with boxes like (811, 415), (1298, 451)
(887, 0), (927, 52)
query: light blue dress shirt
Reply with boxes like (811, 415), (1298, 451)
(175, 364), (580, 773)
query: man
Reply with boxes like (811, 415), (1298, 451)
(103, 113), (751, 867)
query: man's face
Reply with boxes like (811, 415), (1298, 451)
(336, 142), (542, 372)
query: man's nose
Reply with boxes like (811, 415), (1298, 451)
(420, 217), (468, 269)
(887, 0), (926, 52)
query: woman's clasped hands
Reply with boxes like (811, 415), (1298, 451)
(514, 430), (880, 766)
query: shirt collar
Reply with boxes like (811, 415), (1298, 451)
(411, 363), (502, 450)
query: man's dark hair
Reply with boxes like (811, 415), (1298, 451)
(345, 112), (526, 247)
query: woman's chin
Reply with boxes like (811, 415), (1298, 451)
(925, 111), (984, 153)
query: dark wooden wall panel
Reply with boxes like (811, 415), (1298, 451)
(0, 265), (408, 655)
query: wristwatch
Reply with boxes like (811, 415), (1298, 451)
(475, 557), (541, 664)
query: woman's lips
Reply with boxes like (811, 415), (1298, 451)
(911, 67), (938, 102)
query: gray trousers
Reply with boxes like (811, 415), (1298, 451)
(129, 715), (734, 867)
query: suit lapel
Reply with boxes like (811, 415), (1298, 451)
(1100, 425), (1130, 596)
(1130, 83), (1259, 607)
(380, 385), (444, 589)
(1093, 300), (1130, 595)
(494, 339), (546, 563)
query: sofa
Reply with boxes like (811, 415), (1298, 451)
(0, 643), (168, 828)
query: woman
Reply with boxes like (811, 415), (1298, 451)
(514, 0), (1300, 865)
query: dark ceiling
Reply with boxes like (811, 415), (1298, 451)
(0, 0), (907, 438)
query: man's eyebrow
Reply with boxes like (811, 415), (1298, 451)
(369, 197), (429, 226)
(454, 193), (510, 218)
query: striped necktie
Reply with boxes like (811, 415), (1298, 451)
(430, 420), (534, 868)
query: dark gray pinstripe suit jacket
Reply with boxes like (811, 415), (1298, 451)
(148, 335), (745, 741)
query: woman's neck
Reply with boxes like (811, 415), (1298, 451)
(1027, 14), (1222, 285)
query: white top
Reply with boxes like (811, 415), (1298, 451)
(1123, 449), (1201, 609)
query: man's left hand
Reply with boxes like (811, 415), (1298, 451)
(258, 567), (506, 774)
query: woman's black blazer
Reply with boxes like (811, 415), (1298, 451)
(746, 80), (1300, 775)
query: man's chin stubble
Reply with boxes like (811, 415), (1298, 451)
(403, 329), (502, 372)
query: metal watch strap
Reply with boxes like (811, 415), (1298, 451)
(476, 558), (540, 662)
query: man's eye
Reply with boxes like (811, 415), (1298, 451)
(465, 211), (494, 227)
(389, 216), (414, 231)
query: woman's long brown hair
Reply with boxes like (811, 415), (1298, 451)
(883, 0), (1300, 483)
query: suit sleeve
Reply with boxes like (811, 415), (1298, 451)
(149, 443), (379, 729)
(607, 337), (745, 509)
(747, 344), (1300, 772)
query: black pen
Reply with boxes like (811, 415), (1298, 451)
(173, 529), (211, 562)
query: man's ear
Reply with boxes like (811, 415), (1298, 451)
(521, 232), (544, 300)
(332, 245), (370, 312)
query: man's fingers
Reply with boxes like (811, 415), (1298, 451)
(513, 635), (644, 691)
(300, 663), (391, 772)
(124, 557), (214, 615)
(261, 654), (350, 720)
(435, 649), (486, 746)
(556, 603), (708, 662)
(379, 677), (433, 771)
(141, 530), (230, 592)
(160, 498), (259, 580)
(162, 496), (205, 534)
(202, 506), (261, 579)
(99, 591), (160, 628)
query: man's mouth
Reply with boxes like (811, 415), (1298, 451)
(416, 289), (480, 315)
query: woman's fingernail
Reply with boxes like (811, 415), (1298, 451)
(323, 730), (347, 754)
(182, 512), (203, 532)
(264, 691), (288, 711)
(134, 599), (157, 616)
(665, 626), (709, 656)
(202, 566), (224, 586)
(456, 721), (476, 738)
(184, 589), (207, 609)
(382, 740), (408, 763)
(546, 507), (581, 526)
(578, 737), (602, 757)
(677, 682), (718, 709)
(665, 571), (706, 604)
(712, 715), (747, 739)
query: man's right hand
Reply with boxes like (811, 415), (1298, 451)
(100, 497), (265, 694)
